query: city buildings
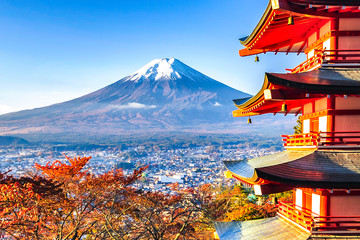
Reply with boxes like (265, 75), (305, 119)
(0, 144), (275, 195)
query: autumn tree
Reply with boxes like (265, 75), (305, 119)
(0, 172), (63, 239)
(215, 184), (278, 222)
(35, 156), (146, 240)
(111, 183), (226, 240)
(0, 155), (227, 240)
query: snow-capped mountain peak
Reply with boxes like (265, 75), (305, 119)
(0, 57), (253, 139)
(128, 58), (183, 82)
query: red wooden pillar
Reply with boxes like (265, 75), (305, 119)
(327, 95), (335, 132)
(319, 191), (330, 228)
(302, 189), (307, 210)
(330, 18), (339, 60)
(327, 95), (336, 145)
(320, 194), (329, 217)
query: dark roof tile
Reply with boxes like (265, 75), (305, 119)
(224, 150), (360, 188)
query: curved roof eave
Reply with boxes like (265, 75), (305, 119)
(240, 1), (274, 47)
(256, 169), (360, 189)
(234, 68), (360, 114)
(234, 74), (271, 109)
(225, 150), (360, 189)
(267, 68), (360, 93)
(231, 170), (261, 185)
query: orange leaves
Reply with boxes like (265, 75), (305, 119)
(225, 202), (277, 221)
(84, 165), (147, 191)
(35, 155), (91, 182)
(217, 185), (278, 222)
(32, 155), (148, 239)
(124, 183), (228, 240)
(0, 154), (222, 239)
(0, 174), (62, 239)
(0, 156), (85, 239)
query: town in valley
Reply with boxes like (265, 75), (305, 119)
(0, 135), (281, 194)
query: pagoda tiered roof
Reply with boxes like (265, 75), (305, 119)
(218, 1), (360, 239)
(224, 149), (360, 189)
(233, 68), (360, 117)
(239, 0), (360, 56)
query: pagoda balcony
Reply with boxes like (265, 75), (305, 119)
(282, 131), (360, 149)
(278, 201), (360, 236)
(287, 50), (360, 74)
(277, 201), (313, 231)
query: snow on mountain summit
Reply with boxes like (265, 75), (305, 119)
(126, 58), (211, 83)
(128, 58), (181, 82)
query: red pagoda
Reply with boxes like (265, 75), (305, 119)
(215, 0), (360, 239)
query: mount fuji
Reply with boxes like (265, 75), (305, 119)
(0, 58), (256, 141)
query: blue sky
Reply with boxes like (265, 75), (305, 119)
(0, 0), (304, 114)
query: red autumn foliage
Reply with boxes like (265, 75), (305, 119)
(0, 172), (63, 239)
(0, 155), (226, 240)
(0, 155), (289, 239)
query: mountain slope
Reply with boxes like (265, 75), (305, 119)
(0, 58), (254, 139)
(0, 136), (29, 146)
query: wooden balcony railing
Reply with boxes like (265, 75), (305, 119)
(318, 131), (360, 146)
(286, 49), (360, 73)
(282, 131), (360, 148)
(286, 52), (323, 73)
(278, 201), (360, 235)
(277, 201), (313, 231)
(312, 216), (360, 234)
(323, 49), (360, 64)
(282, 133), (318, 147)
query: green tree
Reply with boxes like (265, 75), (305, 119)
(293, 116), (303, 134)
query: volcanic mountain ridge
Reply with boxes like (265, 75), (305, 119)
(0, 58), (254, 141)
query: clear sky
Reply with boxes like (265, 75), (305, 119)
(0, 0), (305, 114)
